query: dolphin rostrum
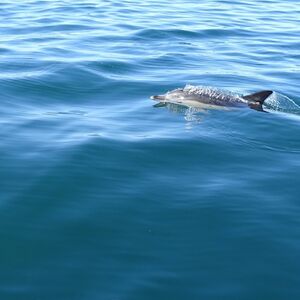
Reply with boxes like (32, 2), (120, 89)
(151, 85), (273, 112)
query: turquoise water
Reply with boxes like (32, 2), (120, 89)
(1, 0), (300, 299)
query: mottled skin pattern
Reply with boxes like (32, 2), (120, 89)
(164, 86), (247, 107)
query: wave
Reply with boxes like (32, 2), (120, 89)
(264, 92), (300, 115)
(133, 28), (201, 40)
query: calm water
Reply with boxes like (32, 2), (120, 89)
(1, 0), (300, 299)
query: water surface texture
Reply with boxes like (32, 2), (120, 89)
(1, 0), (300, 299)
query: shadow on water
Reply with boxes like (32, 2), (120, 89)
(151, 90), (300, 155)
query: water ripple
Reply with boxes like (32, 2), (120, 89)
(1, 0), (300, 299)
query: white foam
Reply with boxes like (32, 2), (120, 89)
(264, 92), (300, 114)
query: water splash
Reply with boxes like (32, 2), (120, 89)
(263, 92), (300, 114)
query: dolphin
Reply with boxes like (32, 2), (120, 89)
(151, 85), (273, 112)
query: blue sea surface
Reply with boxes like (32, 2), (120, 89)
(1, 0), (300, 299)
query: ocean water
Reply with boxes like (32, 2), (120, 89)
(1, 0), (300, 299)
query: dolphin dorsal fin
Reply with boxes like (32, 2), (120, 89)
(243, 90), (273, 104)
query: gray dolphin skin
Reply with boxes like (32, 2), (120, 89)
(151, 85), (273, 112)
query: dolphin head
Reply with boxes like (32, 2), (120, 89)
(151, 88), (185, 103)
(150, 94), (166, 101)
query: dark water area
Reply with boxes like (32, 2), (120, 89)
(1, 0), (300, 299)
